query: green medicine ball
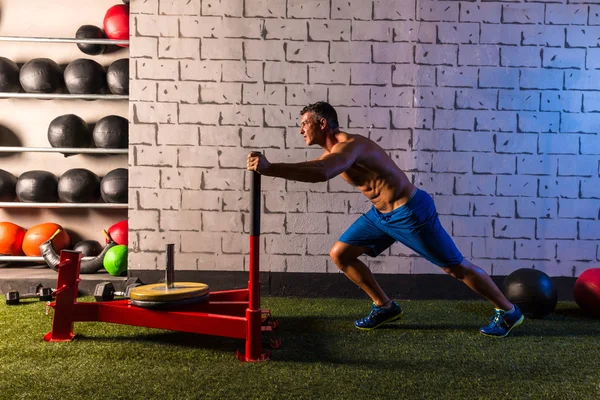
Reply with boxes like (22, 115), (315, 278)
(103, 244), (128, 276)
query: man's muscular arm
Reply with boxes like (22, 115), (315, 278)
(247, 141), (361, 182)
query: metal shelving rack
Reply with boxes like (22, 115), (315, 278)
(0, 34), (130, 264)
(0, 35), (129, 99)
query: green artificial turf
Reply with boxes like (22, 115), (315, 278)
(0, 297), (598, 400)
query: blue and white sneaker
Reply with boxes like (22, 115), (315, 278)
(354, 301), (404, 330)
(480, 305), (524, 337)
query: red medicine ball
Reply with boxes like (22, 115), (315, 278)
(0, 222), (27, 256)
(104, 5), (129, 46)
(574, 268), (600, 316)
(107, 219), (128, 245)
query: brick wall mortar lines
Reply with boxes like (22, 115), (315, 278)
(129, 0), (599, 277)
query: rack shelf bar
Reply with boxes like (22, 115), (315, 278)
(0, 256), (46, 262)
(0, 203), (128, 209)
(0, 93), (128, 100)
(0, 36), (129, 45)
(0, 147), (128, 154)
(0, 256), (95, 262)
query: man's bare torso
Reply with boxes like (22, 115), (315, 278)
(331, 132), (416, 213)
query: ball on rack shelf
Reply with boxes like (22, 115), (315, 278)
(104, 4), (129, 46)
(100, 168), (128, 204)
(16, 170), (58, 203)
(93, 115), (128, 148)
(106, 219), (128, 246)
(75, 25), (107, 56)
(73, 239), (103, 257)
(103, 244), (128, 276)
(22, 222), (70, 257)
(57, 168), (101, 203)
(0, 222), (27, 256)
(19, 58), (63, 94)
(64, 59), (106, 95)
(0, 57), (21, 93)
(106, 58), (129, 95)
(0, 169), (17, 202)
(47, 114), (92, 149)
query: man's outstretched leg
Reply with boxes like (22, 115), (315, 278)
(442, 259), (524, 337)
(330, 242), (403, 330)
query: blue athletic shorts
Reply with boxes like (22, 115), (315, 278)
(338, 188), (464, 267)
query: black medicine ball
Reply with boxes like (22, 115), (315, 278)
(0, 57), (21, 93)
(16, 170), (58, 203)
(19, 58), (62, 93)
(76, 25), (107, 56)
(0, 169), (17, 201)
(64, 59), (106, 94)
(502, 268), (558, 319)
(47, 114), (92, 148)
(93, 115), (128, 148)
(73, 239), (103, 257)
(100, 168), (128, 204)
(106, 58), (129, 95)
(58, 168), (101, 203)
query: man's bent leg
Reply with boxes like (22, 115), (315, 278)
(329, 241), (390, 306)
(330, 241), (404, 330)
(442, 259), (512, 310)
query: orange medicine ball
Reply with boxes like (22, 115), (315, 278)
(0, 222), (27, 256)
(22, 222), (70, 257)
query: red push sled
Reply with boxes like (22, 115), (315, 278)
(44, 172), (279, 362)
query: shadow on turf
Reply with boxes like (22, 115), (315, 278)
(70, 310), (598, 361)
(67, 315), (473, 356)
(552, 306), (599, 320)
(74, 331), (242, 352)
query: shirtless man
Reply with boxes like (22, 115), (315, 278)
(247, 101), (524, 337)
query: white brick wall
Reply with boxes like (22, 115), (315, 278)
(129, 0), (600, 277)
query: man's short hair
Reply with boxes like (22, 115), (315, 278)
(300, 101), (339, 130)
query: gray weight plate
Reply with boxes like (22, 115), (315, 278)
(129, 293), (210, 310)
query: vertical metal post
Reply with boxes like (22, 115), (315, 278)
(166, 244), (175, 289)
(244, 171), (264, 361)
(248, 171), (261, 309)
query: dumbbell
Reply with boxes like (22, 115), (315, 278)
(94, 278), (143, 302)
(5, 284), (54, 306)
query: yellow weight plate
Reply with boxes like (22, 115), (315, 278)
(128, 282), (209, 302)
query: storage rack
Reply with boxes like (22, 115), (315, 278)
(0, 34), (129, 264)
